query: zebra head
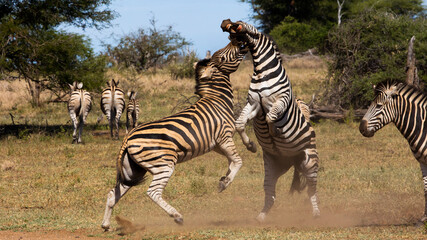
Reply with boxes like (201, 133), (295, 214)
(221, 19), (259, 49)
(194, 42), (246, 96)
(127, 91), (137, 100)
(359, 82), (402, 137)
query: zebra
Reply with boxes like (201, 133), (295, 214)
(101, 79), (126, 139)
(360, 81), (427, 223)
(67, 81), (92, 144)
(101, 41), (247, 230)
(221, 19), (320, 222)
(126, 91), (139, 134)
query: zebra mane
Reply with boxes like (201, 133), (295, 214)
(374, 81), (414, 97)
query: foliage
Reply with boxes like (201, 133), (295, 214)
(167, 50), (199, 79)
(0, 0), (115, 29)
(106, 18), (191, 72)
(0, 0), (114, 106)
(323, 10), (427, 109)
(269, 17), (331, 54)
(241, 0), (339, 33)
(348, 0), (425, 17)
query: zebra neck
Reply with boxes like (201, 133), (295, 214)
(394, 88), (427, 141)
(195, 81), (233, 108)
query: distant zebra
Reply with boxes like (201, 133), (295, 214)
(101, 79), (126, 139)
(67, 82), (92, 144)
(360, 81), (427, 222)
(221, 19), (320, 222)
(101, 41), (247, 230)
(126, 91), (139, 134)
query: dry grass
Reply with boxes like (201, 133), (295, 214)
(0, 57), (426, 239)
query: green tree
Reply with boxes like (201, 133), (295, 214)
(0, 0), (114, 106)
(324, 10), (427, 109)
(106, 18), (191, 72)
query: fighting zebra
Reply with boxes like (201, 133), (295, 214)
(126, 91), (139, 134)
(101, 41), (247, 230)
(67, 81), (92, 144)
(360, 81), (427, 223)
(101, 79), (126, 139)
(221, 19), (320, 222)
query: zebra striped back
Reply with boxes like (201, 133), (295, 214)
(221, 19), (320, 221)
(101, 42), (247, 230)
(101, 79), (126, 139)
(126, 91), (140, 134)
(360, 82), (427, 222)
(67, 81), (92, 143)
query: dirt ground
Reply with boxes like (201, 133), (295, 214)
(0, 229), (107, 240)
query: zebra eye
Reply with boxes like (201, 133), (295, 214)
(221, 56), (226, 63)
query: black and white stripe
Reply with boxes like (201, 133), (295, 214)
(101, 42), (247, 230)
(126, 91), (139, 134)
(360, 81), (427, 222)
(222, 19), (320, 221)
(67, 82), (92, 144)
(101, 79), (126, 139)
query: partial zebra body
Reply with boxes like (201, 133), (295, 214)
(360, 82), (427, 222)
(101, 42), (247, 230)
(222, 19), (320, 221)
(67, 82), (92, 144)
(126, 91), (139, 134)
(101, 79), (126, 139)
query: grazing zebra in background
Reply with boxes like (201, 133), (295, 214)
(126, 91), (139, 134)
(101, 79), (126, 139)
(67, 82), (92, 144)
(221, 19), (320, 222)
(101, 41), (247, 230)
(360, 81), (427, 223)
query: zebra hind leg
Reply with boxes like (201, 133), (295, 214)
(419, 162), (427, 223)
(101, 152), (147, 231)
(299, 148), (320, 218)
(77, 115), (84, 143)
(146, 161), (183, 224)
(256, 152), (291, 222)
(69, 111), (78, 144)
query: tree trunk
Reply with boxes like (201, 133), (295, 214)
(406, 36), (421, 89)
(26, 78), (42, 107)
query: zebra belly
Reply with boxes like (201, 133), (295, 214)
(253, 120), (313, 156)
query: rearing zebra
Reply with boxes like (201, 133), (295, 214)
(126, 91), (139, 134)
(360, 81), (427, 222)
(221, 19), (320, 222)
(101, 79), (126, 139)
(67, 82), (92, 144)
(101, 41), (247, 230)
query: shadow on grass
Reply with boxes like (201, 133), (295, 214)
(0, 123), (111, 140)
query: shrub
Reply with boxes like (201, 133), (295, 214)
(269, 16), (330, 54)
(167, 50), (198, 79)
(323, 10), (427, 109)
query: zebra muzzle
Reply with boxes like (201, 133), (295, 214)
(359, 119), (375, 137)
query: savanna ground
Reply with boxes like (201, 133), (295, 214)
(0, 56), (426, 239)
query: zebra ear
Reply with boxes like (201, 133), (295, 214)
(200, 66), (214, 79)
(114, 79), (119, 86)
(133, 92), (137, 98)
(193, 62), (198, 69)
(106, 81), (110, 87)
(127, 91), (131, 97)
(68, 83), (74, 90)
(77, 82), (83, 89)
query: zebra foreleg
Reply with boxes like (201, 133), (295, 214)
(257, 152), (291, 222)
(146, 163), (183, 224)
(420, 162), (427, 222)
(266, 98), (288, 137)
(101, 182), (131, 231)
(236, 99), (260, 153)
(216, 138), (243, 192)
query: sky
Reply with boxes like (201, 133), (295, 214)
(64, 0), (427, 58)
(63, 0), (257, 58)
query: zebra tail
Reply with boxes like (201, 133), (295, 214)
(116, 139), (147, 186)
(289, 166), (307, 194)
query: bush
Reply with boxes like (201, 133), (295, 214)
(269, 16), (330, 54)
(323, 10), (427, 109)
(167, 50), (198, 79)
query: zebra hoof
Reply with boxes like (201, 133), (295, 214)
(218, 176), (228, 193)
(174, 217), (184, 225)
(101, 224), (111, 232)
(256, 212), (266, 223)
(247, 142), (257, 153)
(312, 210), (320, 218)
